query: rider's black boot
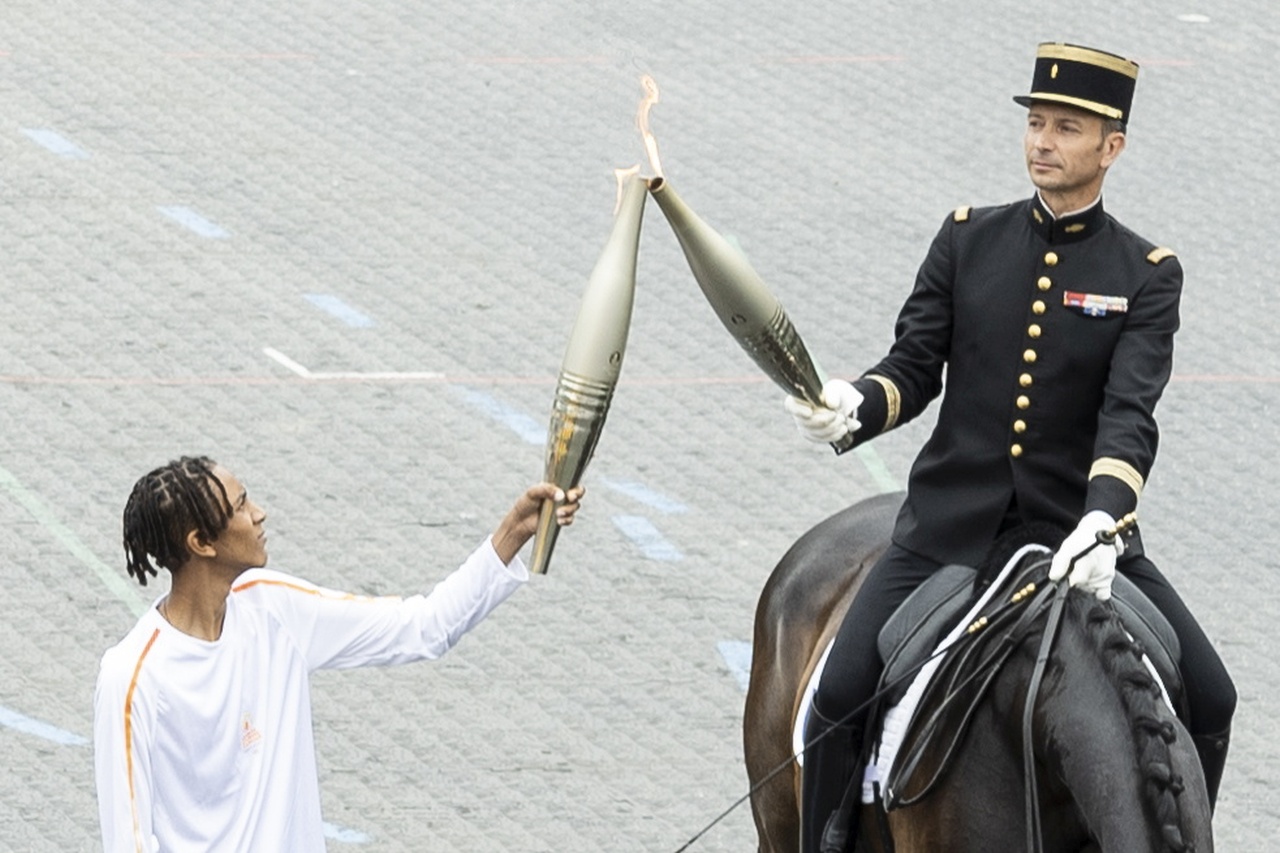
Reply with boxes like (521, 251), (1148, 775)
(801, 706), (864, 853)
(1192, 726), (1230, 813)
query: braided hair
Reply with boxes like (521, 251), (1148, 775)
(122, 456), (233, 586)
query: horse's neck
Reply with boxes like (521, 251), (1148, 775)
(1001, 598), (1184, 851)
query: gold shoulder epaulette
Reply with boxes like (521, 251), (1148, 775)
(1147, 246), (1176, 264)
(953, 206), (972, 223)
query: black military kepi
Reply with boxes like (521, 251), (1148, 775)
(1013, 42), (1139, 123)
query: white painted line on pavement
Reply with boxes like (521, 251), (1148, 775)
(716, 640), (752, 693)
(156, 205), (230, 238)
(0, 463), (146, 617)
(263, 347), (313, 377)
(612, 515), (683, 561)
(0, 705), (89, 746)
(303, 293), (375, 328)
(262, 348), (444, 381)
(20, 128), (90, 159)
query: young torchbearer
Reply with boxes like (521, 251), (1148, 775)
(94, 455), (582, 852)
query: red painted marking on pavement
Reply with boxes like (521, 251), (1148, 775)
(164, 51), (316, 60)
(768, 55), (905, 64)
(467, 56), (608, 65)
(3, 373), (1277, 388)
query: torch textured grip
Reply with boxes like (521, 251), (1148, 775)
(529, 370), (614, 575)
(739, 303), (827, 404)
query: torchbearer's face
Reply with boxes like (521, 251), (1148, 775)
(200, 466), (269, 572)
(1023, 103), (1125, 197)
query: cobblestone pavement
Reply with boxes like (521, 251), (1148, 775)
(2, 1), (1276, 850)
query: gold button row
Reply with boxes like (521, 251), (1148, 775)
(1014, 256), (1062, 457)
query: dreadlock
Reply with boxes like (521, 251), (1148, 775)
(122, 456), (233, 586)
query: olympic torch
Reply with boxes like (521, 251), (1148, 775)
(636, 75), (853, 453)
(528, 171), (648, 574)
(648, 177), (854, 453)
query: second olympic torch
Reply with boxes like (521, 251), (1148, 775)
(528, 172), (648, 574)
(648, 176), (855, 453)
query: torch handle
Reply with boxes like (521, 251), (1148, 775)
(830, 431), (856, 454)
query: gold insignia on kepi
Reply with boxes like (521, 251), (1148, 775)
(1147, 246), (1176, 264)
(1013, 42), (1140, 122)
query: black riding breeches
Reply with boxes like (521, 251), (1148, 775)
(1118, 553), (1237, 736)
(812, 544), (941, 728)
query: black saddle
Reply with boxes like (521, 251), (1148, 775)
(875, 558), (1184, 709)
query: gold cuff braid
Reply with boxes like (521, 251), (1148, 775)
(1089, 457), (1145, 500)
(865, 374), (901, 433)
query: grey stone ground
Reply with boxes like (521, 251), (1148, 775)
(1, 0), (1276, 850)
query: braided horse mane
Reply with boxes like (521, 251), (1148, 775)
(1076, 594), (1195, 852)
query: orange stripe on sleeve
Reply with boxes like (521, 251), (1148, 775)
(232, 577), (396, 602)
(124, 628), (161, 853)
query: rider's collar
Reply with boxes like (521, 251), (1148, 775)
(1028, 193), (1105, 245)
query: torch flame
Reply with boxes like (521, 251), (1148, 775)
(636, 74), (664, 179)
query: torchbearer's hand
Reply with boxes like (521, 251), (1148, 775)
(1049, 510), (1124, 601)
(491, 484), (586, 565)
(784, 379), (863, 444)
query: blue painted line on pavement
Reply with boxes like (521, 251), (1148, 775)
(157, 205), (230, 238)
(454, 387), (544, 445)
(0, 705), (89, 746)
(612, 515), (683, 561)
(716, 640), (753, 693)
(323, 822), (372, 844)
(303, 294), (375, 328)
(597, 476), (688, 514)
(21, 128), (89, 159)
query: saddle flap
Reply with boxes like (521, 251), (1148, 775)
(876, 564), (977, 704)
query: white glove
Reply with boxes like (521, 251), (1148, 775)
(783, 379), (863, 444)
(1049, 510), (1125, 601)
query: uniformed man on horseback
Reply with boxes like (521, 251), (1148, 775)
(785, 42), (1236, 853)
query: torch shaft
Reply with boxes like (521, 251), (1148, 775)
(529, 173), (648, 574)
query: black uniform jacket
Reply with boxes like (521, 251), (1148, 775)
(849, 194), (1182, 566)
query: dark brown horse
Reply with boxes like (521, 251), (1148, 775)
(744, 492), (1213, 853)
